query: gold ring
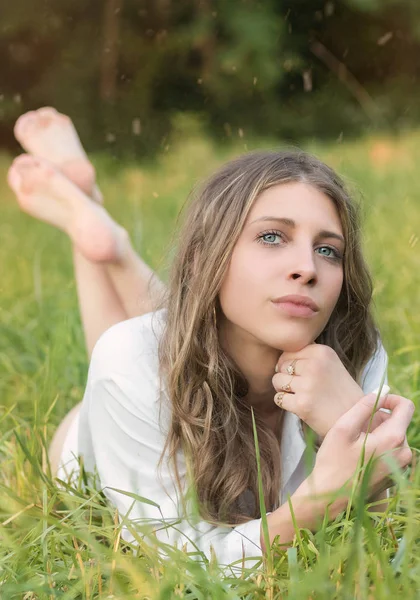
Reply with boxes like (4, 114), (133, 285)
(280, 383), (293, 393)
(274, 391), (285, 408)
(286, 359), (297, 376)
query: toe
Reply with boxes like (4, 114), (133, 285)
(14, 111), (36, 141)
(8, 155), (37, 192)
(12, 156), (54, 193)
(12, 154), (37, 169)
(37, 107), (58, 118)
(7, 165), (22, 192)
(38, 107), (71, 127)
(38, 107), (59, 127)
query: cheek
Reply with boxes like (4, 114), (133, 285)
(334, 271), (344, 300)
(325, 271), (344, 314)
(219, 247), (264, 310)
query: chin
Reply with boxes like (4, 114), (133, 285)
(257, 324), (317, 353)
(277, 339), (314, 353)
(262, 318), (328, 352)
(262, 333), (315, 353)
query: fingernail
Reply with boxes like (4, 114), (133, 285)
(371, 385), (390, 399)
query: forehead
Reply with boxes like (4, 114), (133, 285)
(246, 182), (343, 232)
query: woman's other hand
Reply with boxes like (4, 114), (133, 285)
(273, 344), (364, 438)
(300, 392), (414, 514)
(264, 393), (414, 549)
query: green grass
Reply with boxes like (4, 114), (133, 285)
(0, 123), (420, 597)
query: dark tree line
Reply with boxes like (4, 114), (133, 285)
(2, 0), (420, 156)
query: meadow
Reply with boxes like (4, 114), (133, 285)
(0, 122), (419, 598)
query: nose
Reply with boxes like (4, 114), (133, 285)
(287, 245), (318, 286)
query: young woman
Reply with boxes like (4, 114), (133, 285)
(8, 108), (414, 567)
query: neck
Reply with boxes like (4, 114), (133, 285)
(219, 318), (282, 421)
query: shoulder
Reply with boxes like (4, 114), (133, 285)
(78, 312), (172, 481)
(88, 309), (167, 383)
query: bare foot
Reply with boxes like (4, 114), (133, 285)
(14, 107), (103, 203)
(8, 155), (125, 263)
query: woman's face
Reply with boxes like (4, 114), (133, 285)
(218, 182), (345, 353)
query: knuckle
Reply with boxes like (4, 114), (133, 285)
(400, 446), (413, 467)
(299, 380), (311, 394)
(303, 361), (314, 377)
(331, 420), (350, 438)
(334, 424), (349, 437)
(388, 432), (406, 449)
(296, 397), (310, 420)
(405, 399), (416, 415)
(317, 345), (335, 360)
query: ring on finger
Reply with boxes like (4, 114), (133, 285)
(280, 383), (293, 393)
(274, 391), (285, 408)
(286, 359), (298, 376)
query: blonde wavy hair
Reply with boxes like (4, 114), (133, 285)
(158, 150), (379, 525)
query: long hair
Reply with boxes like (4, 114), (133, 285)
(157, 150), (378, 524)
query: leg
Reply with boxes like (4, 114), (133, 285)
(73, 249), (127, 357)
(14, 107), (166, 320)
(7, 156), (130, 475)
(7, 154), (131, 355)
(10, 109), (166, 475)
(106, 236), (166, 318)
(48, 403), (81, 477)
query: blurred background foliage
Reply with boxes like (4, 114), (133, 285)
(3, 0), (420, 158)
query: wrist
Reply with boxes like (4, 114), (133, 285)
(264, 491), (317, 551)
(300, 420), (324, 450)
(263, 476), (344, 551)
(296, 474), (348, 519)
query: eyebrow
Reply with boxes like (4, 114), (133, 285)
(249, 216), (345, 244)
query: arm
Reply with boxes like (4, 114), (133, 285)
(367, 488), (391, 513)
(78, 319), (265, 566)
(85, 354), (337, 565)
(264, 477), (340, 550)
(304, 342), (392, 514)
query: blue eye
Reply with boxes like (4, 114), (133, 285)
(262, 233), (280, 244)
(256, 230), (284, 246)
(316, 246), (340, 259)
(256, 231), (342, 261)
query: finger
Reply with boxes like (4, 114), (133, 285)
(379, 393), (415, 413)
(276, 350), (302, 371)
(275, 358), (305, 376)
(368, 395), (415, 448)
(273, 389), (299, 414)
(362, 409), (391, 433)
(334, 393), (387, 439)
(272, 372), (302, 394)
(273, 388), (309, 422)
(279, 344), (323, 364)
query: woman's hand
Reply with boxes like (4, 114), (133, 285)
(300, 393), (414, 515)
(273, 344), (364, 439)
(265, 393), (414, 549)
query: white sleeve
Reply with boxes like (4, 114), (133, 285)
(78, 318), (263, 568)
(360, 338), (389, 393)
(360, 338), (395, 501)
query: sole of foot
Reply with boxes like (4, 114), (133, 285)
(14, 107), (103, 203)
(8, 154), (124, 264)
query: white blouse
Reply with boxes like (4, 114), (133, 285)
(58, 310), (388, 567)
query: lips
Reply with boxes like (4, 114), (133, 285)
(271, 294), (320, 318)
(272, 294), (320, 312)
